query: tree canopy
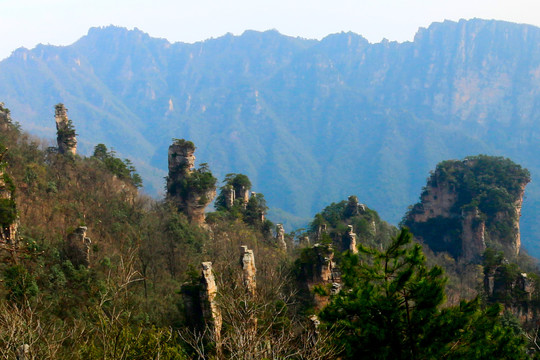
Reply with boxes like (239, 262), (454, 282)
(319, 228), (529, 359)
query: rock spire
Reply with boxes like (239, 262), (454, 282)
(276, 223), (286, 250)
(166, 139), (216, 225)
(55, 104), (77, 155)
(240, 246), (257, 296)
(200, 262), (222, 343)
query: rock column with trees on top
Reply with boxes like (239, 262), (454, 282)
(166, 139), (216, 225)
(55, 104), (77, 155)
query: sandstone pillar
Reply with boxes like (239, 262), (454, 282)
(55, 104), (77, 155)
(346, 225), (358, 254)
(240, 246), (256, 296)
(167, 140), (216, 225)
(200, 262), (222, 343)
(276, 224), (286, 250)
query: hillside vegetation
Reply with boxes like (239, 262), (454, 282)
(0, 103), (538, 358)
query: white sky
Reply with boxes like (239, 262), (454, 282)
(1, 0), (540, 60)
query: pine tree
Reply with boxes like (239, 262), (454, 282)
(319, 228), (528, 359)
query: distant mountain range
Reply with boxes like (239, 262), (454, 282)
(2, 18), (540, 255)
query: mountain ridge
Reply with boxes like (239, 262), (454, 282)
(3, 18), (540, 254)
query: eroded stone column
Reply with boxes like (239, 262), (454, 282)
(200, 262), (222, 343)
(317, 224), (327, 242)
(55, 104), (77, 155)
(239, 246), (257, 335)
(276, 224), (286, 250)
(300, 235), (310, 247)
(167, 140), (216, 225)
(238, 186), (250, 208)
(240, 246), (256, 296)
(346, 225), (358, 254)
(225, 185), (235, 208)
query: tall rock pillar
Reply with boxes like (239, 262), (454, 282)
(200, 262), (222, 343)
(167, 139), (216, 225)
(276, 224), (286, 250)
(240, 246), (257, 335)
(240, 246), (257, 296)
(346, 225), (358, 254)
(54, 104), (77, 155)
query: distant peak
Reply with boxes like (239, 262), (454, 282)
(79, 25), (169, 46)
(319, 31), (369, 47)
(240, 29), (282, 36)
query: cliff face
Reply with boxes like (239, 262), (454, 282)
(166, 140), (216, 225)
(404, 156), (530, 261)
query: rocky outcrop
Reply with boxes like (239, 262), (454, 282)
(316, 224), (327, 242)
(345, 195), (366, 217)
(312, 244), (339, 284)
(166, 139), (216, 225)
(509, 183), (527, 256)
(225, 185), (235, 208)
(167, 140), (195, 178)
(299, 243), (341, 309)
(54, 104), (77, 155)
(0, 103), (13, 132)
(276, 224), (286, 250)
(16, 344), (29, 360)
(461, 207), (486, 260)
(237, 186), (250, 208)
(65, 226), (91, 267)
(240, 246), (256, 296)
(180, 261), (223, 344)
(239, 246), (257, 334)
(0, 160), (18, 245)
(484, 264), (536, 323)
(404, 156), (530, 261)
(222, 177), (250, 210)
(345, 225), (358, 254)
(200, 262), (222, 342)
(409, 182), (458, 223)
(308, 315), (320, 335)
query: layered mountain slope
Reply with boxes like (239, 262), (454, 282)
(2, 19), (540, 254)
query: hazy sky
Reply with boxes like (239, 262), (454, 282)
(2, 0), (540, 60)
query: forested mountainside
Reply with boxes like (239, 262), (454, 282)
(3, 18), (540, 256)
(0, 102), (539, 358)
